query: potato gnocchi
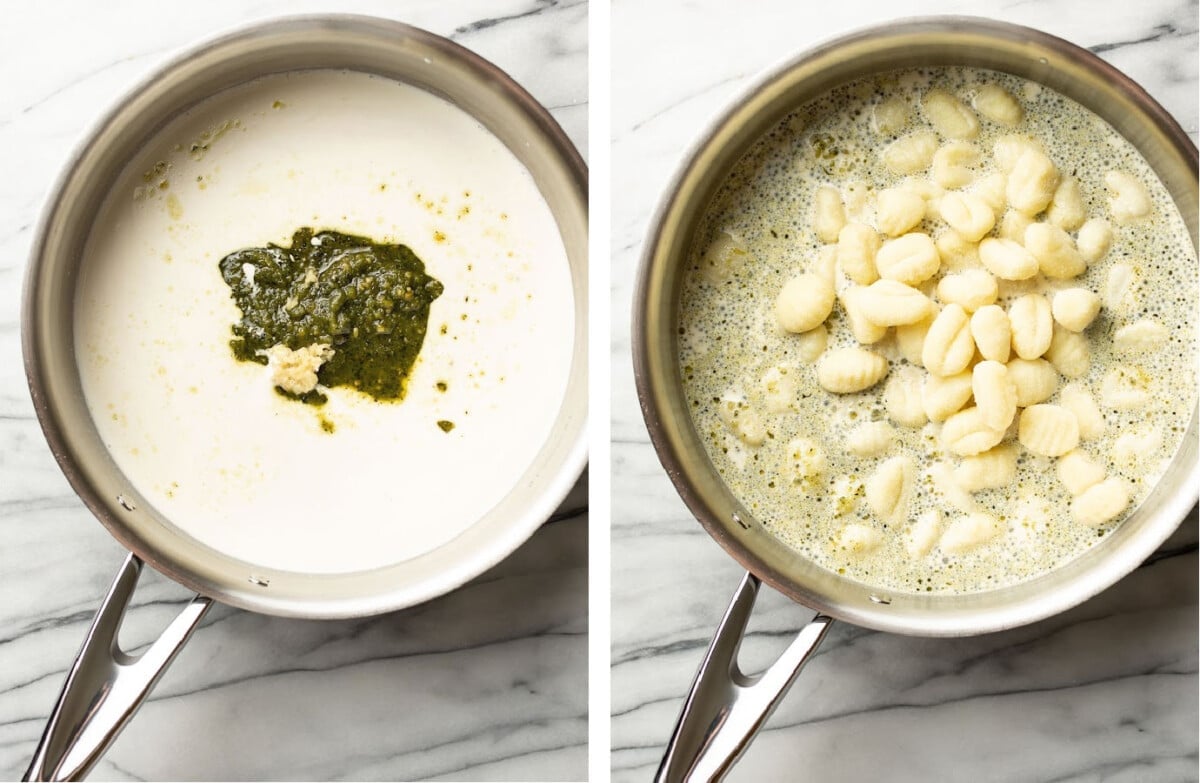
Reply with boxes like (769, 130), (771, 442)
(679, 66), (1196, 596)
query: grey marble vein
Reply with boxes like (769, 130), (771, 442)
(0, 1), (587, 781)
(611, 1), (1199, 781)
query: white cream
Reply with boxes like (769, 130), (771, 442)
(75, 70), (575, 574)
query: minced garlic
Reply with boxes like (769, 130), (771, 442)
(262, 343), (334, 395)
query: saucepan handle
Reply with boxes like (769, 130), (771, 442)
(24, 553), (212, 782)
(655, 571), (834, 783)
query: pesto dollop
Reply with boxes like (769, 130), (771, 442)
(219, 228), (443, 404)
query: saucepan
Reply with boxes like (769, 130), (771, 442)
(632, 17), (1197, 782)
(21, 15), (587, 781)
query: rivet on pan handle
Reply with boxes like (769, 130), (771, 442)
(655, 572), (833, 783)
(24, 553), (212, 782)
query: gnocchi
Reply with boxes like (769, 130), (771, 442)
(837, 523), (884, 553)
(795, 324), (828, 362)
(934, 231), (980, 271)
(923, 370), (974, 422)
(1070, 478), (1129, 527)
(929, 461), (979, 513)
(972, 172), (1008, 215)
(1045, 326), (1090, 379)
(859, 279), (934, 326)
(1099, 366), (1151, 410)
(840, 286), (889, 344)
(717, 395), (767, 446)
(783, 437), (827, 483)
(875, 232), (941, 285)
(813, 185), (847, 243)
(954, 443), (1018, 492)
(1059, 383), (1105, 440)
(816, 347), (889, 393)
(1113, 319), (1168, 354)
(884, 366), (928, 428)
(972, 360), (1018, 431)
(978, 237), (1038, 280)
(832, 475), (865, 516)
(1018, 404), (1079, 457)
(843, 180), (872, 217)
(940, 192), (996, 242)
(846, 421), (896, 457)
(922, 303), (976, 376)
(883, 130), (940, 175)
(941, 512), (1002, 554)
(1104, 170), (1152, 224)
(701, 231), (749, 283)
(837, 222), (882, 285)
(921, 89), (979, 139)
(1113, 427), (1163, 467)
(760, 366), (797, 413)
(1103, 263), (1137, 313)
(972, 85), (1023, 126)
(1051, 289), (1101, 332)
(872, 96), (909, 135)
(1006, 149), (1059, 215)
(932, 142), (980, 189)
(1046, 176), (1086, 231)
(942, 406), (1006, 456)
(1056, 450), (1105, 496)
(866, 455), (915, 524)
(970, 305), (1012, 363)
(1009, 294), (1053, 360)
(895, 315), (934, 365)
(937, 269), (997, 313)
(905, 509), (942, 558)
(1076, 218), (1113, 262)
(1024, 222), (1086, 279)
(997, 210), (1033, 243)
(1006, 358), (1058, 406)
(776, 274), (835, 333)
(875, 188), (926, 237)
(993, 134), (1044, 172)
(813, 245), (839, 287)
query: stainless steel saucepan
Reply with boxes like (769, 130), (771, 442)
(21, 15), (587, 781)
(632, 18), (1197, 782)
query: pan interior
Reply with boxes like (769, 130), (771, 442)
(635, 18), (1198, 636)
(25, 16), (587, 617)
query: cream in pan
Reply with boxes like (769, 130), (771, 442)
(76, 70), (574, 574)
(679, 67), (1197, 595)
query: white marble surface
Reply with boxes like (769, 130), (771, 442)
(611, 1), (1198, 781)
(0, 1), (587, 781)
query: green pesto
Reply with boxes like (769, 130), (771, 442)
(219, 228), (444, 404)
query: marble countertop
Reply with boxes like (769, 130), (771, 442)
(0, 1), (587, 781)
(611, 1), (1198, 781)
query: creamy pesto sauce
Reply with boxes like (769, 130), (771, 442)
(679, 67), (1196, 594)
(76, 70), (575, 574)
